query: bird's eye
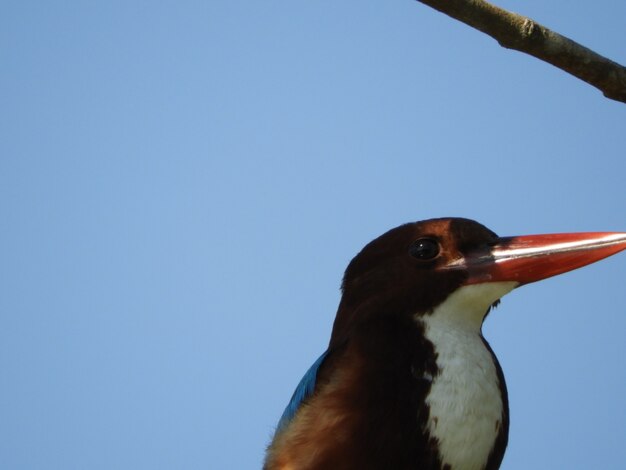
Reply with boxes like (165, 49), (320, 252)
(409, 238), (440, 261)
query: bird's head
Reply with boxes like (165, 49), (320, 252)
(330, 217), (626, 347)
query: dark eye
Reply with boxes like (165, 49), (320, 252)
(409, 238), (440, 260)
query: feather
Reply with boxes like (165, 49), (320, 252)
(276, 350), (329, 431)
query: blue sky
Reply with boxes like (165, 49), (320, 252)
(2, 1), (625, 469)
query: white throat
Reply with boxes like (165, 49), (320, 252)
(418, 282), (517, 470)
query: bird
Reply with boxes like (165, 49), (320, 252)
(264, 217), (626, 470)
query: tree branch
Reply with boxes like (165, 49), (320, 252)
(416, 0), (626, 103)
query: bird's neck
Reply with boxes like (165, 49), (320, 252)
(271, 283), (514, 470)
(415, 283), (515, 470)
(424, 282), (517, 332)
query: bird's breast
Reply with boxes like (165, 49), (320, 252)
(420, 315), (504, 470)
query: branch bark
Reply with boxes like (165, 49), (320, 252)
(416, 0), (626, 104)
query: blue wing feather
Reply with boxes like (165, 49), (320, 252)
(276, 350), (329, 431)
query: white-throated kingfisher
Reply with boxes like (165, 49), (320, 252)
(265, 218), (626, 470)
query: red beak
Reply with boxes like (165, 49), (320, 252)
(464, 232), (626, 285)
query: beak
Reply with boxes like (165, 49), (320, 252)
(464, 232), (626, 286)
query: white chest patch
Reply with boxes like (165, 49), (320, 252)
(419, 282), (517, 470)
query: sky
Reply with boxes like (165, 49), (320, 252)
(1, 1), (625, 469)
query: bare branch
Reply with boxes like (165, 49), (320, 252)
(417, 0), (626, 103)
